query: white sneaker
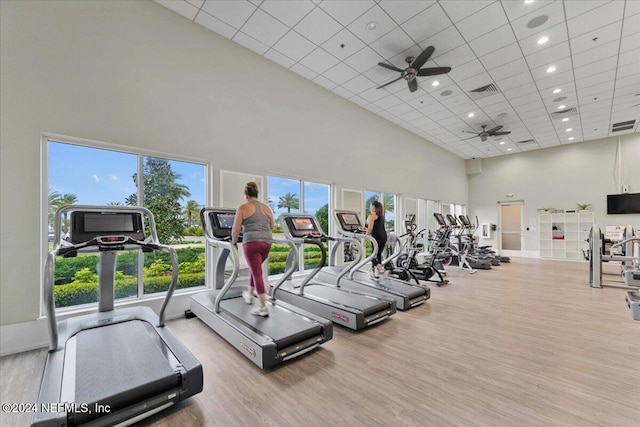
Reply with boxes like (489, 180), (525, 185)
(250, 306), (269, 317)
(242, 291), (253, 305)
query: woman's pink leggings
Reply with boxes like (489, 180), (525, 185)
(242, 241), (272, 295)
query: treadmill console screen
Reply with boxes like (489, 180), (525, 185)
(336, 212), (364, 232)
(434, 213), (446, 226)
(285, 216), (321, 238)
(71, 211), (145, 243)
(207, 211), (238, 240)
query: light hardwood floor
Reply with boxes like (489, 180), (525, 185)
(2, 258), (639, 426)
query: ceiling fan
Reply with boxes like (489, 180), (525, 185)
(376, 46), (451, 93)
(462, 125), (511, 142)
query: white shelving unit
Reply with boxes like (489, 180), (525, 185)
(539, 212), (594, 260)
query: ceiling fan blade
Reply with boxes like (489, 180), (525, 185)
(492, 131), (511, 135)
(377, 62), (403, 72)
(461, 130), (480, 135)
(485, 125), (503, 134)
(376, 76), (403, 89)
(417, 67), (452, 77)
(410, 46), (435, 69)
(408, 78), (418, 93)
(463, 135), (478, 140)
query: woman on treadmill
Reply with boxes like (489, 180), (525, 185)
(366, 201), (387, 280)
(231, 182), (275, 316)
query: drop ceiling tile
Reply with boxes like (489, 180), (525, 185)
(510, 1), (566, 41)
(495, 72), (535, 91)
(564, 0), (612, 20)
(502, 82), (538, 99)
(387, 102), (416, 116)
(536, 70), (575, 90)
(622, 11), (640, 37)
(347, 5), (398, 44)
(433, 43), (477, 68)
(573, 57), (617, 81)
(567, 1), (625, 38)
(201, 0), (256, 28)
(399, 109), (425, 122)
(447, 59), (485, 82)
(577, 81), (615, 98)
(474, 93), (508, 108)
(345, 47), (386, 75)
(481, 100), (512, 114)
(480, 43), (523, 70)
(350, 95), (369, 106)
(195, 10), (238, 38)
(374, 94), (404, 109)
(232, 32), (269, 55)
(290, 63), (318, 80)
(260, 0), (315, 27)
(572, 40), (619, 68)
(488, 58), (528, 81)
(419, 102), (448, 115)
(378, 0), (435, 25)
(273, 30), (316, 61)
(517, 22), (567, 56)
(456, 2), (509, 42)
(621, 33), (640, 53)
(369, 27), (416, 61)
(576, 69), (617, 90)
(614, 73), (640, 91)
(321, 29), (366, 61)
(294, 7), (342, 45)
(331, 86), (355, 98)
(263, 48), (296, 68)
(157, 0), (199, 20)
(418, 25), (466, 55)
(186, 0), (205, 8)
(323, 62), (360, 85)
(510, 92), (542, 108)
(457, 72), (494, 92)
(402, 3), (452, 43)
(318, 0), (375, 26)
(312, 74), (338, 90)
(438, 0), (493, 23)
(569, 21), (622, 55)
(341, 74), (376, 94)
(364, 103), (383, 113)
(530, 57), (572, 81)
(299, 47), (341, 74)
(406, 93), (437, 109)
(525, 41), (570, 69)
(241, 9), (290, 46)
(393, 86), (429, 102)
(467, 24), (517, 58)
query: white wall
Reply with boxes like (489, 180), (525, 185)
(0, 1), (467, 328)
(467, 134), (640, 253)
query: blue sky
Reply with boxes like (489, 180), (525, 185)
(49, 142), (206, 206)
(267, 176), (329, 218)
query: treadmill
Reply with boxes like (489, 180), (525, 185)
(271, 213), (396, 330)
(33, 206), (203, 427)
(314, 210), (429, 311)
(189, 208), (332, 369)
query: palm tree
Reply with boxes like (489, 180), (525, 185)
(183, 200), (201, 227)
(52, 193), (78, 233)
(107, 201), (123, 206)
(48, 191), (63, 227)
(278, 193), (299, 213)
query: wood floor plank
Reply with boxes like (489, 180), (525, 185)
(1, 258), (638, 426)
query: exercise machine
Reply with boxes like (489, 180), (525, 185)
(317, 210), (429, 311)
(587, 225), (640, 289)
(189, 208), (332, 369)
(33, 206), (203, 427)
(271, 213), (396, 330)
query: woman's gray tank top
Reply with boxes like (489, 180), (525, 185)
(242, 201), (273, 243)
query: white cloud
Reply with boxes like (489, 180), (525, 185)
(110, 175), (118, 181)
(91, 174), (100, 183)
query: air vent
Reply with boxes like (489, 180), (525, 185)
(468, 83), (499, 100)
(611, 119), (636, 132)
(550, 107), (578, 119)
(517, 139), (535, 144)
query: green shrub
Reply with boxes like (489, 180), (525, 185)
(184, 226), (204, 236)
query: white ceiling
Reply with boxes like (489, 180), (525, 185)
(157, 0), (640, 159)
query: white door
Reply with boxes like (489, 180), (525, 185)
(499, 202), (523, 255)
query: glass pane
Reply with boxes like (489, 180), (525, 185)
(48, 141), (139, 309)
(268, 176), (301, 274)
(382, 193), (395, 232)
(303, 181), (330, 270)
(140, 156), (206, 293)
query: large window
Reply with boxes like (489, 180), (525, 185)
(46, 139), (207, 310)
(267, 176), (330, 273)
(365, 190), (396, 231)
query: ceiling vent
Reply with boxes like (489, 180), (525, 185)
(468, 83), (499, 100)
(611, 119), (636, 132)
(550, 107), (578, 119)
(517, 139), (535, 144)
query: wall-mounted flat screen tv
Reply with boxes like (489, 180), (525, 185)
(607, 193), (640, 214)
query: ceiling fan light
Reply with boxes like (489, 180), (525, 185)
(566, 128), (572, 132)
(562, 118), (569, 122)
(553, 88), (561, 94)
(432, 81), (440, 87)
(468, 112), (475, 117)
(500, 141), (506, 145)
(537, 36), (549, 45)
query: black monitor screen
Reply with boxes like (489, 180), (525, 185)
(292, 217), (316, 231)
(607, 193), (640, 214)
(341, 213), (360, 226)
(71, 211), (144, 243)
(216, 213), (235, 229)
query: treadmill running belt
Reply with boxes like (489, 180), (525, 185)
(72, 320), (179, 413)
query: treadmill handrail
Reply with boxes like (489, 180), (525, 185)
(45, 205), (177, 350)
(200, 208), (240, 314)
(270, 237), (299, 299)
(332, 210), (378, 280)
(326, 235), (361, 286)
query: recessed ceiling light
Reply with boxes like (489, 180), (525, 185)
(507, 148), (513, 151)
(553, 88), (562, 94)
(546, 66), (557, 73)
(525, 0), (535, 4)
(568, 137), (575, 141)
(366, 21), (378, 31)
(562, 118), (569, 122)
(558, 104), (566, 109)
(537, 36), (549, 45)
(468, 112), (475, 117)
(500, 141), (506, 145)
(566, 128), (573, 132)
(432, 81), (440, 87)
